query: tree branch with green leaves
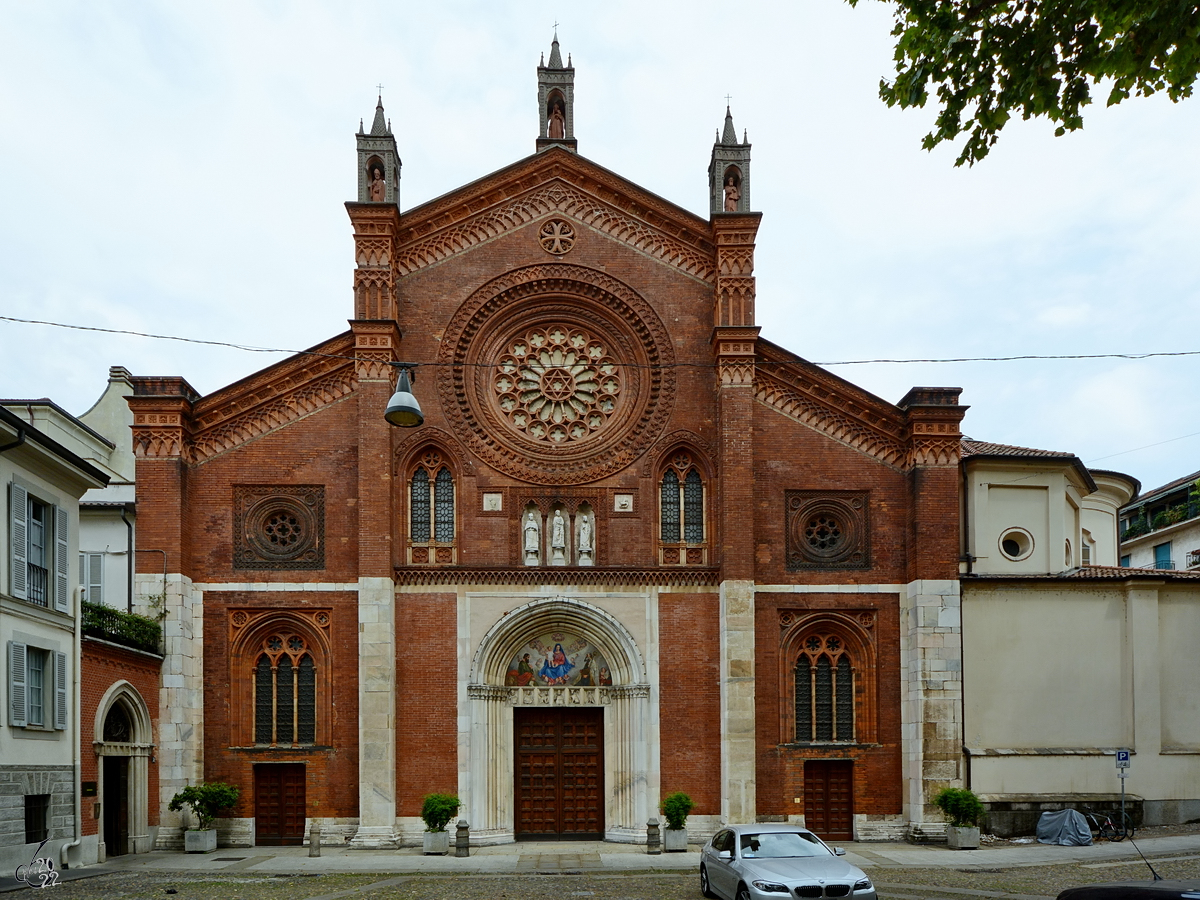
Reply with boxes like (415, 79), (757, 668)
(849, 0), (1200, 165)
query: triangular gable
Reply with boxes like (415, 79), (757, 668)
(392, 147), (717, 283)
(187, 332), (356, 463)
(755, 338), (911, 469)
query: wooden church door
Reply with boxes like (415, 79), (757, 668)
(804, 760), (854, 841)
(515, 707), (604, 839)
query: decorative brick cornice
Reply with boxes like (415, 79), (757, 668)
(151, 333), (358, 464)
(754, 341), (909, 469)
(393, 151), (716, 283)
(395, 566), (720, 587)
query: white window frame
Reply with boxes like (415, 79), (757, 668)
(8, 481), (69, 613)
(8, 641), (66, 731)
(79, 551), (103, 605)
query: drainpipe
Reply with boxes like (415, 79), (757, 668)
(61, 586), (84, 869)
(121, 507), (134, 613)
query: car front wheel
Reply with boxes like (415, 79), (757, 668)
(736, 884), (752, 900)
(700, 865), (718, 899)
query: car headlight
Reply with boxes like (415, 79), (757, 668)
(854, 878), (874, 892)
(751, 880), (791, 893)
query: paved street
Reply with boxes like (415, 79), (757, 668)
(5, 831), (1199, 899)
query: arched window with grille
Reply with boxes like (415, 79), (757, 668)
(253, 632), (318, 747)
(794, 633), (855, 743)
(409, 448), (456, 564)
(659, 451), (707, 565)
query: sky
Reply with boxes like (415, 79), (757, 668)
(1, 1), (1198, 494)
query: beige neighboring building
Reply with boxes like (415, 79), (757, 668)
(1119, 468), (1200, 572)
(959, 440), (1200, 834)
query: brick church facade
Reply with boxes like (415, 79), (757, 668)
(128, 37), (967, 847)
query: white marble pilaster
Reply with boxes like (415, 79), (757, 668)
(720, 579), (756, 824)
(350, 576), (398, 848)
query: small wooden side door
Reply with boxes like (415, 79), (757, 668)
(254, 763), (306, 846)
(804, 760), (854, 841)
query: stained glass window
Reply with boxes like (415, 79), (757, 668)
(434, 468), (455, 543)
(255, 655), (272, 744)
(660, 469), (680, 542)
(794, 661), (812, 742)
(684, 469), (704, 543)
(410, 469), (431, 543)
(297, 655), (316, 744)
(276, 654), (294, 744)
(794, 636), (855, 743)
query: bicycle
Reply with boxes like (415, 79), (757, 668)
(1079, 806), (1135, 842)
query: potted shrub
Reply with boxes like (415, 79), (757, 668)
(661, 791), (694, 852)
(420, 793), (459, 855)
(168, 782), (240, 853)
(934, 787), (984, 850)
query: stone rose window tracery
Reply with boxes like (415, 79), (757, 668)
(494, 326), (621, 445)
(786, 490), (870, 570)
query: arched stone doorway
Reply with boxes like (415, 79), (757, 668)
(465, 596), (655, 843)
(93, 683), (154, 857)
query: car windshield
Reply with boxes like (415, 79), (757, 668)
(739, 831), (828, 859)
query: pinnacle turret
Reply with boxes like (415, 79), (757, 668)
(548, 31), (563, 68)
(370, 95), (389, 136)
(721, 106), (738, 145)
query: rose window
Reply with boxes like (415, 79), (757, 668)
(494, 326), (621, 444)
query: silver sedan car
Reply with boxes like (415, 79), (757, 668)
(700, 823), (877, 900)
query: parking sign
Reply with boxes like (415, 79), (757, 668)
(1116, 749), (1131, 768)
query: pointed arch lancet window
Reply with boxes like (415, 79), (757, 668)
(794, 634), (855, 743)
(409, 451), (457, 564)
(253, 635), (317, 748)
(659, 453), (707, 564)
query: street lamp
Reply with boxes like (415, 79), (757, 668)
(384, 363), (423, 427)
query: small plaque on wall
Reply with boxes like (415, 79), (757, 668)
(81, 781), (97, 798)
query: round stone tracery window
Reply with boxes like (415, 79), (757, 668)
(244, 496), (320, 563)
(494, 326), (621, 444)
(437, 265), (675, 485)
(805, 513), (844, 555)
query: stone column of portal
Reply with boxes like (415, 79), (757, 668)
(349, 321), (401, 849)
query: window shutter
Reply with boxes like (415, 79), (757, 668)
(84, 553), (103, 605)
(10, 483), (28, 600)
(9, 641), (27, 726)
(54, 650), (68, 730)
(54, 506), (70, 612)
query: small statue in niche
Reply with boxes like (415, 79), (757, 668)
(368, 167), (386, 202)
(723, 175), (740, 212)
(548, 101), (565, 140)
(577, 513), (594, 566)
(550, 509), (567, 565)
(523, 511), (541, 566)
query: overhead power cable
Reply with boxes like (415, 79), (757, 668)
(4, 315), (1199, 369)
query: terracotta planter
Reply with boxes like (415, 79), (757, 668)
(184, 829), (217, 853)
(947, 825), (980, 850)
(423, 830), (450, 855)
(664, 827), (688, 852)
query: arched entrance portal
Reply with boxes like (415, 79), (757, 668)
(93, 683), (154, 857)
(466, 597), (654, 843)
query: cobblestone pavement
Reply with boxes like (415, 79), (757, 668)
(12, 853), (1200, 900)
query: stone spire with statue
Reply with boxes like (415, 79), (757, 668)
(536, 29), (577, 153)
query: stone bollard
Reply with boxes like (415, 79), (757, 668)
(455, 819), (470, 858)
(647, 817), (661, 855)
(308, 822), (321, 857)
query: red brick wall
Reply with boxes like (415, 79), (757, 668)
(80, 638), (163, 835)
(395, 592), (458, 815)
(200, 591), (359, 821)
(755, 592), (903, 818)
(658, 591), (721, 815)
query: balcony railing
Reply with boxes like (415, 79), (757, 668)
(81, 601), (162, 654)
(1149, 560), (1176, 570)
(27, 563), (48, 606)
